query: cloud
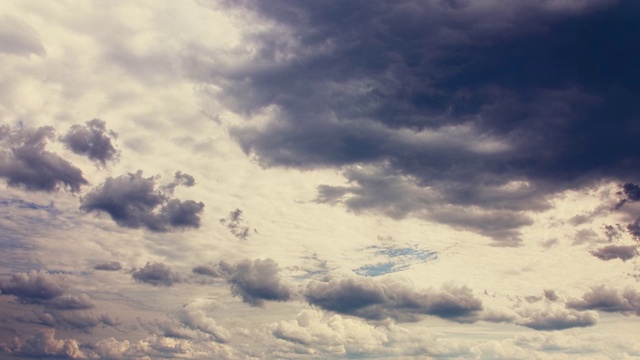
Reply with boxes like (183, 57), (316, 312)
(0, 124), (87, 192)
(93, 261), (123, 271)
(80, 170), (204, 232)
(219, 208), (252, 240)
(591, 244), (638, 261)
(0, 329), (86, 359)
(516, 307), (598, 331)
(304, 270), (482, 322)
(0, 271), (65, 301)
(149, 300), (230, 344)
(218, 258), (292, 307)
(60, 119), (119, 166)
(272, 309), (389, 356)
(199, 0), (640, 241)
(192, 264), (222, 277)
(0, 15), (45, 56)
(46, 294), (95, 310)
(131, 262), (181, 287)
(26, 310), (118, 332)
(567, 285), (640, 316)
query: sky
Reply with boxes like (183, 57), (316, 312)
(0, 0), (639, 359)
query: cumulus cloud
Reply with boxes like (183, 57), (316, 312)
(218, 258), (292, 307)
(304, 270), (482, 322)
(80, 170), (204, 232)
(0, 329), (86, 359)
(131, 262), (181, 286)
(567, 285), (640, 316)
(60, 119), (119, 166)
(591, 244), (637, 261)
(93, 261), (123, 271)
(148, 300), (230, 344)
(200, 0), (640, 241)
(0, 124), (87, 192)
(272, 309), (389, 356)
(0, 271), (65, 301)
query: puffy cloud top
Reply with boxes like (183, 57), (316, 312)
(80, 171), (204, 232)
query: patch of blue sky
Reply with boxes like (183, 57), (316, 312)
(355, 246), (438, 277)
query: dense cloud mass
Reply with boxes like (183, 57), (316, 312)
(80, 170), (204, 232)
(0, 271), (65, 301)
(218, 258), (292, 307)
(0, 329), (86, 359)
(3, 2), (640, 359)
(199, 0), (640, 242)
(567, 285), (640, 316)
(0, 125), (87, 192)
(304, 271), (482, 322)
(591, 245), (637, 261)
(60, 119), (119, 166)
(132, 262), (181, 286)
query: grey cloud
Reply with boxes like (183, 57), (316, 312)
(198, 0), (640, 241)
(621, 183), (640, 202)
(218, 258), (291, 307)
(544, 289), (559, 302)
(567, 285), (640, 316)
(0, 16), (45, 56)
(28, 310), (118, 332)
(46, 294), (95, 310)
(94, 261), (123, 271)
(163, 171), (196, 194)
(0, 124), (88, 192)
(517, 308), (598, 331)
(131, 262), (181, 287)
(60, 119), (119, 166)
(591, 245), (637, 261)
(0, 329), (86, 359)
(80, 170), (204, 232)
(178, 312), (230, 344)
(317, 166), (534, 244)
(304, 271), (482, 322)
(192, 264), (222, 277)
(0, 271), (65, 301)
(219, 209), (252, 240)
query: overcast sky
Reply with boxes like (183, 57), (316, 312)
(1, 1), (640, 359)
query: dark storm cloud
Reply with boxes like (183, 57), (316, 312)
(131, 262), (181, 286)
(60, 119), (119, 166)
(567, 285), (640, 316)
(94, 261), (123, 271)
(80, 170), (204, 232)
(0, 271), (65, 301)
(304, 271), (482, 322)
(201, 0), (640, 241)
(0, 124), (87, 192)
(218, 258), (291, 307)
(591, 244), (637, 261)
